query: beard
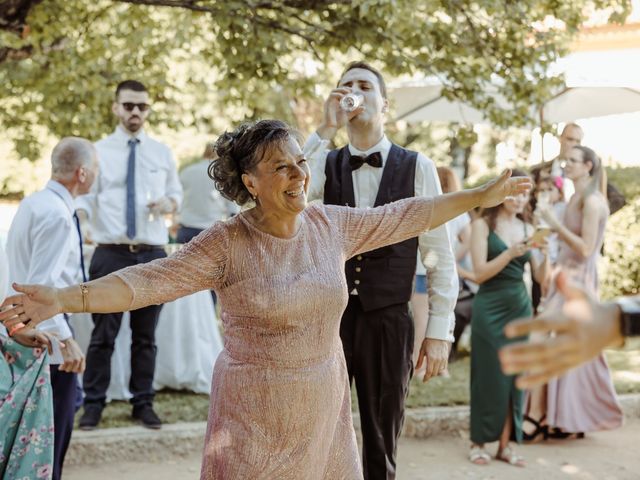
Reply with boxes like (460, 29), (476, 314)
(125, 116), (143, 132)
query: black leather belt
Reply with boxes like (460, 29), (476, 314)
(98, 243), (165, 253)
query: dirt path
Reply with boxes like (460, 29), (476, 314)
(64, 419), (640, 479)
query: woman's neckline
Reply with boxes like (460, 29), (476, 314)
(239, 209), (305, 241)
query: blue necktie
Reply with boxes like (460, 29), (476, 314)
(72, 212), (87, 282)
(126, 138), (139, 239)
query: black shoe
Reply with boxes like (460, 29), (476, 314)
(79, 405), (103, 431)
(548, 428), (585, 440)
(522, 415), (548, 442)
(132, 405), (162, 430)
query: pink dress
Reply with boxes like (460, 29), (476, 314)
(544, 194), (623, 433)
(114, 198), (434, 479)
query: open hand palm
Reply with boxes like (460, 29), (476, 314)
(479, 170), (532, 208)
(0, 284), (60, 329)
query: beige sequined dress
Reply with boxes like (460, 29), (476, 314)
(114, 197), (434, 479)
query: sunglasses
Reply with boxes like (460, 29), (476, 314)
(121, 102), (150, 112)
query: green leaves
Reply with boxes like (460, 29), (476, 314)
(0, 0), (631, 163)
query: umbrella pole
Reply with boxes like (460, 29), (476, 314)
(539, 106), (545, 163)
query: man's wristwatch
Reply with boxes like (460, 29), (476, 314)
(616, 296), (640, 338)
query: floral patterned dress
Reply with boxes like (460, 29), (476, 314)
(0, 336), (54, 479)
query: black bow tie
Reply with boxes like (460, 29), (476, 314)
(349, 151), (383, 170)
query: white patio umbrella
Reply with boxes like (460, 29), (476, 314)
(390, 79), (498, 124)
(540, 86), (640, 123)
(391, 80), (640, 162)
(390, 79), (640, 125)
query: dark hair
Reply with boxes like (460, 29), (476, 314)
(536, 175), (564, 198)
(436, 166), (462, 194)
(208, 119), (302, 205)
(338, 61), (387, 98)
(202, 142), (217, 160)
(573, 145), (606, 208)
(481, 168), (531, 230)
(115, 80), (147, 99)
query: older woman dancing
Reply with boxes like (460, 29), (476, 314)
(1, 120), (530, 479)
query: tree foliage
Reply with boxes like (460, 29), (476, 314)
(0, 0), (632, 160)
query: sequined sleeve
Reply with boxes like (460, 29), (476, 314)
(323, 197), (434, 259)
(113, 222), (230, 310)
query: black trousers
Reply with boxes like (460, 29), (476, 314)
(341, 296), (414, 480)
(50, 365), (77, 480)
(83, 245), (166, 408)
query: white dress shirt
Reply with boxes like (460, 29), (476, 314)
(76, 127), (182, 245)
(304, 132), (457, 341)
(5, 180), (86, 343)
(177, 160), (239, 229)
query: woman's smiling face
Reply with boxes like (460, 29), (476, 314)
(242, 135), (310, 217)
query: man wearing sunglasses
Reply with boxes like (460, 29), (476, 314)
(75, 79), (182, 430)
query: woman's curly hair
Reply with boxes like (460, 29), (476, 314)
(208, 119), (302, 205)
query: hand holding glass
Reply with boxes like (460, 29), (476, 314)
(340, 93), (364, 112)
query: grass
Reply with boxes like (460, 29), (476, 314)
(94, 339), (640, 428)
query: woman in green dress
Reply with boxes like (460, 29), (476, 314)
(468, 170), (548, 467)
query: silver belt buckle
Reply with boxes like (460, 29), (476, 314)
(128, 244), (140, 253)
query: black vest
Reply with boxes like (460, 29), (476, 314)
(324, 144), (418, 311)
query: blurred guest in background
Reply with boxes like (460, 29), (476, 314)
(5, 137), (97, 480)
(530, 123), (583, 200)
(524, 145), (623, 441)
(436, 166), (478, 360)
(468, 169), (548, 467)
(76, 79), (182, 431)
(530, 175), (567, 310)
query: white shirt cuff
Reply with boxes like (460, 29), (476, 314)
(425, 313), (455, 342)
(37, 315), (72, 341)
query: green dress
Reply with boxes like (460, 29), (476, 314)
(470, 230), (531, 444)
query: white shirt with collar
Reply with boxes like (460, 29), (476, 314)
(76, 126), (183, 245)
(304, 132), (457, 342)
(5, 180), (84, 344)
(177, 159), (239, 230)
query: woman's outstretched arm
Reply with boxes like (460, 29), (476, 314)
(1, 222), (230, 330)
(1, 275), (134, 331)
(332, 169), (532, 260)
(429, 170), (531, 230)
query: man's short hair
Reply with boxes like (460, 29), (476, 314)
(115, 80), (148, 100)
(51, 137), (96, 179)
(561, 122), (583, 136)
(338, 61), (387, 98)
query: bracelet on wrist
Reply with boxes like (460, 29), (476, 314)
(80, 284), (89, 312)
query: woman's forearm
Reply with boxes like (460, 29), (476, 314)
(431, 189), (483, 230)
(58, 275), (134, 314)
(533, 255), (550, 285)
(474, 251), (513, 284)
(555, 223), (590, 258)
(457, 265), (477, 283)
